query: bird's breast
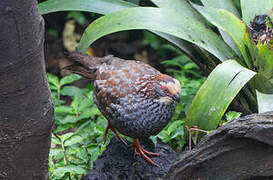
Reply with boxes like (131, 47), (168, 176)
(109, 98), (176, 138)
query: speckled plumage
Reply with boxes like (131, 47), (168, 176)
(68, 53), (180, 139)
(67, 52), (181, 165)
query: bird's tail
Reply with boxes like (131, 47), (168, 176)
(65, 52), (110, 80)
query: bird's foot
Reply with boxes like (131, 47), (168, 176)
(104, 124), (128, 146)
(129, 138), (159, 166)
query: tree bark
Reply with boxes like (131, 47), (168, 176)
(0, 1), (54, 179)
(167, 111), (273, 180)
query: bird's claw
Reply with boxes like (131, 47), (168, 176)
(130, 138), (159, 166)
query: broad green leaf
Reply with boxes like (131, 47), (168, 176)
(195, 6), (251, 68)
(60, 74), (82, 87)
(77, 7), (236, 61)
(47, 73), (59, 88)
(256, 90), (273, 113)
(53, 165), (86, 176)
(76, 108), (100, 121)
(199, 0), (241, 56)
(257, 41), (273, 80)
(38, 0), (136, 15)
(241, 0), (273, 25)
(61, 132), (75, 141)
(39, 0), (193, 59)
(61, 86), (83, 98)
(78, 97), (93, 111)
(49, 148), (63, 157)
(225, 111), (242, 121)
(200, 0), (240, 17)
(151, 0), (213, 61)
(64, 135), (83, 146)
(152, 0), (205, 23)
(58, 115), (78, 124)
(55, 106), (73, 114)
(186, 60), (256, 131)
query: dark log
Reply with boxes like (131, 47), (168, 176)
(167, 111), (273, 180)
(83, 112), (273, 180)
(82, 137), (178, 180)
(0, 1), (54, 179)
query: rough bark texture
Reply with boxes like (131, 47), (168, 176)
(83, 112), (273, 180)
(0, 1), (54, 179)
(83, 137), (178, 180)
(167, 111), (273, 180)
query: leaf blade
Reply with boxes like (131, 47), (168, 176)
(256, 90), (273, 113)
(186, 60), (256, 131)
(38, 0), (136, 15)
(77, 7), (236, 61)
(195, 6), (251, 67)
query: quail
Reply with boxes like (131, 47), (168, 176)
(67, 52), (181, 166)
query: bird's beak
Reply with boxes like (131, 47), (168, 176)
(172, 93), (180, 103)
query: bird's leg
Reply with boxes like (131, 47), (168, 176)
(188, 127), (209, 151)
(130, 138), (159, 166)
(104, 123), (128, 146)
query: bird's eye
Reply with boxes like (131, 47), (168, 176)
(161, 85), (169, 93)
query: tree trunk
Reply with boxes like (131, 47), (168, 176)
(0, 1), (54, 179)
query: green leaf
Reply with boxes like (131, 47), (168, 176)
(256, 90), (273, 113)
(77, 7), (236, 61)
(64, 134), (83, 146)
(241, 0), (273, 25)
(199, 0), (241, 56)
(200, 0), (240, 17)
(77, 108), (100, 121)
(47, 73), (59, 89)
(195, 6), (251, 67)
(152, 0), (205, 23)
(61, 132), (75, 141)
(186, 60), (256, 131)
(58, 115), (78, 124)
(60, 74), (82, 87)
(78, 97), (93, 111)
(55, 106), (73, 114)
(257, 41), (273, 80)
(49, 148), (63, 157)
(38, 0), (137, 15)
(52, 165), (86, 177)
(51, 135), (61, 145)
(225, 111), (242, 121)
(61, 86), (83, 98)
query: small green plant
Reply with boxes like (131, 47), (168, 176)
(47, 73), (110, 180)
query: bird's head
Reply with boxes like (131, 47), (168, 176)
(153, 74), (181, 105)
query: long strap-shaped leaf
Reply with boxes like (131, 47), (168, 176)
(256, 90), (273, 113)
(38, 0), (233, 62)
(38, 0), (137, 15)
(186, 60), (256, 131)
(199, 0), (241, 57)
(195, 6), (252, 68)
(77, 7), (235, 61)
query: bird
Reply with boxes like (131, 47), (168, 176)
(66, 52), (181, 166)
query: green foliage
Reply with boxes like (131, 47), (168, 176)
(47, 73), (109, 180)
